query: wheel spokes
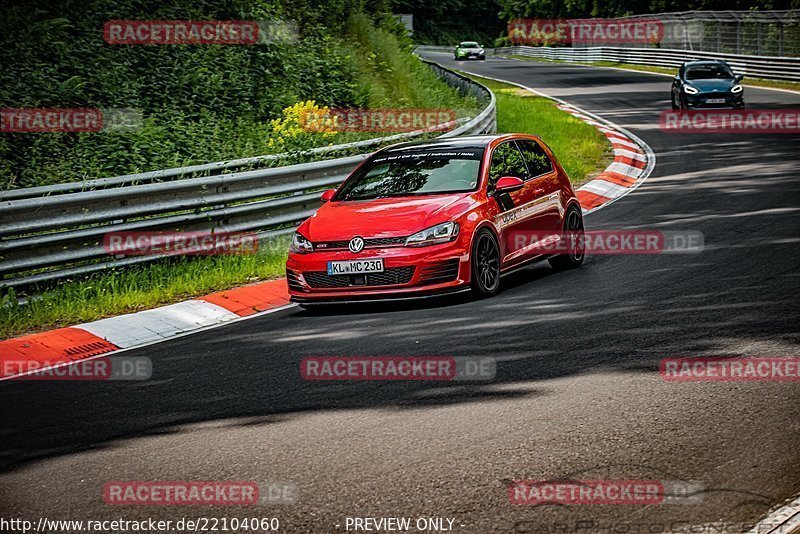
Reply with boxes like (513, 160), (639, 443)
(477, 235), (499, 290)
(566, 211), (585, 259)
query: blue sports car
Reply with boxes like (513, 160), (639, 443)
(671, 60), (745, 110)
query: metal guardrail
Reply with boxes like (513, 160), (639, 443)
(580, 10), (800, 58)
(0, 61), (496, 291)
(0, 126), (468, 202)
(495, 45), (800, 82)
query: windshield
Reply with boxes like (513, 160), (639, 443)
(686, 64), (734, 80)
(336, 148), (485, 201)
(460, 42), (480, 48)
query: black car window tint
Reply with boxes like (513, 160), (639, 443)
(516, 140), (553, 179)
(488, 142), (528, 190)
(686, 65), (733, 80)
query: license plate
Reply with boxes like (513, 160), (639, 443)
(327, 259), (384, 275)
(706, 98), (726, 104)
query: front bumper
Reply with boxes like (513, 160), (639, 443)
(684, 91), (744, 109)
(286, 242), (470, 303)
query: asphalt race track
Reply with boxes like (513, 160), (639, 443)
(1, 52), (799, 533)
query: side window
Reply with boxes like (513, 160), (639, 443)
(516, 140), (553, 178)
(488, 142), (527, 191)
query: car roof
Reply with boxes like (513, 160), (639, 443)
(460, 41), (479, 45)
(380, 134), (526, 153)
(684, 59), (730, 67)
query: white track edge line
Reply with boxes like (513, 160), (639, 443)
(0, 303), (298, 382)
(747, 494), (800, 534)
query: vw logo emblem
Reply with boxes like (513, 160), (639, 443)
(348, 236), (364, 253)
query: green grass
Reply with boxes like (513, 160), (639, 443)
(0, 237), (290, 340)
(348, 13), (481, 114)
(509, 55), (800, 93)
(464, 73), (611, 186)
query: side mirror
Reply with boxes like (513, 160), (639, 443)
(479, 44), (484, 48)
(320, 189), (336, 202)
(735, 74), (744, 82)
(494, 176), (524, 194)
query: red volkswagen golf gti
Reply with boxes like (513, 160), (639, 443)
(286, 134), (585, 305)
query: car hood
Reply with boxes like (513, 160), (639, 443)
(687, 79), (736, 93)
(300, 193), (476, 241)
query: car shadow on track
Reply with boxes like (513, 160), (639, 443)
(293, 262), (560, 317)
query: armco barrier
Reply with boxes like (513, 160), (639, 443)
(0, 61), (496, 290)
(495, 45), (800, 82)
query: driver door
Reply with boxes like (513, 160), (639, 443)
(488, 141), (550, 266)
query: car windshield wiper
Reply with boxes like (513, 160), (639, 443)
(341, 192), (413, 201)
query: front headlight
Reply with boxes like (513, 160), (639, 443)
(684, 85), (699, 95)
(290, 232), (313, 253)
(731, 84), (743, 93)
(478, 48), (485, 54)
(405, 222), (460, 247)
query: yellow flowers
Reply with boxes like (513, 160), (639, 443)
(267, 100), (338, 150)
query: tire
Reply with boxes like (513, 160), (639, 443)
(549, 206), (585, 271)
(670, 90), (680, 110)
(470, 229), (501, 297)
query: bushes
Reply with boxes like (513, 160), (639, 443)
(2, 0), (457, 189)
(345, 12), (479, 111)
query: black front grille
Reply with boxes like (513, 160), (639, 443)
(314, 236), (406, 250)
(419, 259), (460, 284)
(286, 269), (305, 292)
(303, 266), (415, 289)
(366, 236), (407, 247)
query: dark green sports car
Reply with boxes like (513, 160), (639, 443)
(454, 41), (485, 61)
